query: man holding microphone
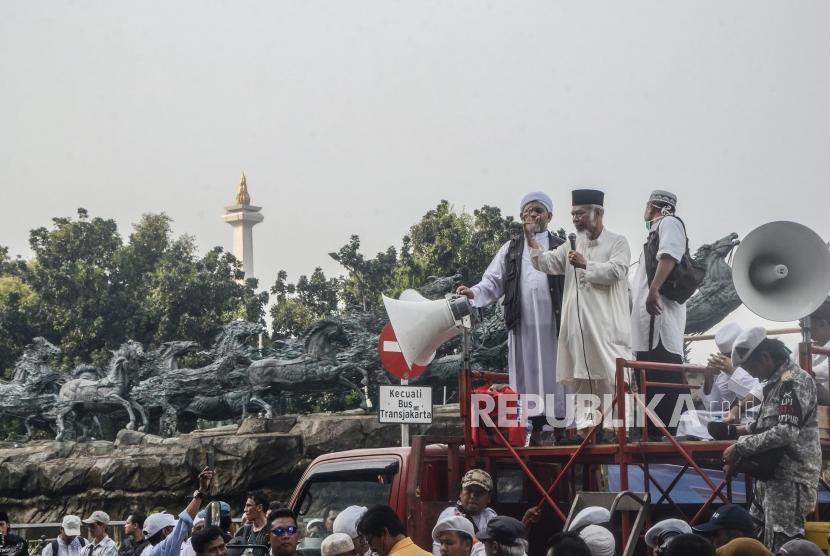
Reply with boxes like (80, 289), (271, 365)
(526, 189), (632, 441)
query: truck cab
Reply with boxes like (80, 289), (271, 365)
(288, 436), (565, 555)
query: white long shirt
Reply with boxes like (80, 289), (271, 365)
(470, 232), (566, 414)
(630, 216), (687, 356)
(42, 538), (86, 556)
(699, 367), (759, 410)
(812, 339), (830, 385)
(529, 228), (632, 385)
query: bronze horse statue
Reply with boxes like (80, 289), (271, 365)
(245, 320), (373, 418)
(55, 340), (146, 441)
(0, 337), (62, 439)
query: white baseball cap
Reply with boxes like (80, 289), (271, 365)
(332, 506), (367, 539)
(732, 326), (767, 367)
(62, 515), (82, 536)
(144, 513), (177, 537)
(321, 533), (354, 556)
(432, 516), (475, 542)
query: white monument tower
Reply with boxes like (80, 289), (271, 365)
(223, 173), (264, 279)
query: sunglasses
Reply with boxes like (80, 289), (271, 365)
(272, 526), (297, 537)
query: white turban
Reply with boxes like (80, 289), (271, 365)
(578, 525), (616, 556)
(332, 505), (367, 539)
(520, 192), (553, 214)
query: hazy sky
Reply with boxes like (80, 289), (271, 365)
(2, 1), (828, 354)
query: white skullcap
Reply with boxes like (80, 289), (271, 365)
(715, 323), (744, 355)
(578, 525), (615, 556)
(520, 192), (553, 214)
(193, 516), (205, 529)
(644, 519), (692, 548)
(332, 505), (367, 539)
(732, 326), (766, 367)
(432, 516), (475, 542)
(321, 533), (355, 556)
(567, 506), (611, 532)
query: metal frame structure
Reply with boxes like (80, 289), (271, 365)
(457, 339), (830, 552)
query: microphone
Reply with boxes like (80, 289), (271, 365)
(568, 233), (576, 251)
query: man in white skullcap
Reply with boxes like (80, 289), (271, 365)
(528, 189), (632, 440)
(631, 190), (691, 436)
(432, 517), (477, 556)
(457, 191), (568, 445)
(577, 525), (615, 556)
(332, 506), (370, 556)
(320, 534), (354, 556)
(676, 323), (759, 439)
(645, 519), (692, 555)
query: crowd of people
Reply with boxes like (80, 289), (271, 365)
(6, 465), (830, 556)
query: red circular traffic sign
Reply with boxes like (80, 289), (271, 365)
(378, 323), (427, 380)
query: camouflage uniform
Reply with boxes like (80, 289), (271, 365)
(735, 360), (821, 552)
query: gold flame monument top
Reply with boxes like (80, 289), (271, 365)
(223, 172), (264, 279)
(235, 173), (251, 206)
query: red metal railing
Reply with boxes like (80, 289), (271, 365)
(456, 339), (830, 552)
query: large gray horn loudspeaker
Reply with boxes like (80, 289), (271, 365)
(382, 290), (473, 369)
(732, 221), (830, 321)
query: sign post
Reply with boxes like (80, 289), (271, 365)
(378, 323), (430, 447)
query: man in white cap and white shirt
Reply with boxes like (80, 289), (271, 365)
(432, 516), (477, 556)
(42, 515), (87, 556)
(644, 519), (692, 555)
(332, 506), (370, 556)
(676, 323), (759, 439)
(721, 327), (821, 552)
(79, 511), (118, 556)
(456, 192), (567, 445)
(631, 189), (692, 436)
(320, 534), (354, 556)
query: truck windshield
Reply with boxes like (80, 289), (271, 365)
(295, 458), (399, 531)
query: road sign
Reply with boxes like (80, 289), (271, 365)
(378, 385), (433, 424)
(378, 323), (427, 379)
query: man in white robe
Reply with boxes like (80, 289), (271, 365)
(456, 191), (567, 445)
(802, 297), (830, 393)
(630, 190), (689, 435)
(527, 189), (632, 437)
(676, 323), (759, 439)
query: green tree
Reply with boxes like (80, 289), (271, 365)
(26, 208), (127, 364)
(329, 236), (398, 311)
(0, 274), (40, 378)
(269, 268), (341, 338)
(118, 213), (174, 342)
(143, 239), (266, 346)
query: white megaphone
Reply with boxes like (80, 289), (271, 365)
(382, 289), (475, 370)
(732, 221), (830, 322)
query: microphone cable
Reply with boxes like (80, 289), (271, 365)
(569, 234), (596, 426)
